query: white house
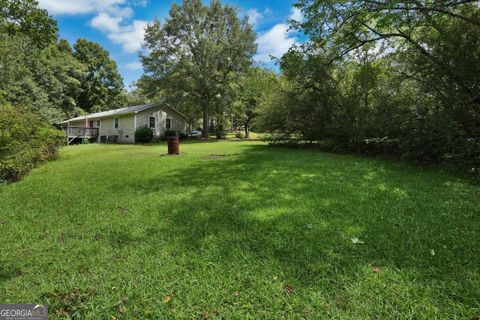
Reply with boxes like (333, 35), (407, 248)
(58, 102), (188, 144)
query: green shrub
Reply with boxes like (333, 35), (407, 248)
(235, 131), (245, 139)
(216, 130), (226, 139)
(0, 104), (65, 182)
(135, 125), (153, 143)
(164, 130), (177, 137)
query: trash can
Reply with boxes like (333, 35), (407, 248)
(168, 136), (180, 155)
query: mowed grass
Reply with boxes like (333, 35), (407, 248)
(0, 141), (479, 319)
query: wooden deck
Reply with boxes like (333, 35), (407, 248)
(66, 127), (99, 144)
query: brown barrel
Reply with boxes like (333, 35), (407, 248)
(167, 136), (180, 155)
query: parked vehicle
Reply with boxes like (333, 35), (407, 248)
(187, 130), (202, 138)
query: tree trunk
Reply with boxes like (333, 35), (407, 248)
(244, 119), (251, 139)
(202, 106), (209, 138)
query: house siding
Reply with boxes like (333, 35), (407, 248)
(66, 104), (186, 143)
(68, 115), (134, 143)
(135, 105), (187, 137)
(100, 115), (135, 143)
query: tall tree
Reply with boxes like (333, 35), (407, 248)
(73, 39), (126, 113)
(0, 0), (87, 122)
(0, 0), (58, 48)
(0, 0), (126, 122)
(255, 0), (480, 166)
(141, 0), (256, 138)
(294, 0), (480, 102)
(295, 0), (479, 60)
(234, 68), (278, 138)
(0, 34), (86, 122)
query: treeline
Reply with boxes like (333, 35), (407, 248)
(2, 0), (478, 181)
(256, 0), (480, 168)
(0, 0), (126, 181)
(132, 0), (479, 169)
(129, 0), (280, 139)
(0, 0), (126, 123)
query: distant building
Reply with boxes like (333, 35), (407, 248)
(58, 102), (188, 144)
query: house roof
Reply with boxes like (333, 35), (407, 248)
(58, 102), (188, 124)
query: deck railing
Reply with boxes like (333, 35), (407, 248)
(67, 127), (99, 138)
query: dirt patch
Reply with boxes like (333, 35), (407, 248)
(204, 154), (228, 160)
(43, 287), (97, 318)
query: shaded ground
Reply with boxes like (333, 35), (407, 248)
(0, 141), (479, 319)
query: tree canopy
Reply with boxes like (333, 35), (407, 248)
(1, 0), (479, 170)
(233, 68), (278, 138)
(0, 0), (127, 123)
(256, 0), (480, 168)
(0, 0), (58, 48)
(141, 0), (257, 137)
(74, 39), (126, 113)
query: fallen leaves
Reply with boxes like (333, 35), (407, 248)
(118, 305), (126, 314)
(118, 206), (128, 216)
(372, 267), (381, 273)
(284, 284), (295, 295)
(163, 290), (177, 304)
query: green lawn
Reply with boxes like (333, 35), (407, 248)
(0, 141), (479, 319)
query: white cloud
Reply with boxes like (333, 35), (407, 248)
(256, 24), (297, 63)
(105, 20), (148, 53)
(91, 13), (123, 33)
(90, 12), (147, 53)
(132, 0), (148, 6)
(38, 0), (127, 15)
(246, 9), (263, 27)
(289, 7), (303, 22)
(254, 7), (303, 63)
(125, 61), (142, 70)
(39, 0), (147, 53)
(109, 6), (134, 19)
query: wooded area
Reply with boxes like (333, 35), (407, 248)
(258, 0), (480, 168)
(1, 0), (479, 182)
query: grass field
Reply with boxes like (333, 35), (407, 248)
(0, 141), (479, 319)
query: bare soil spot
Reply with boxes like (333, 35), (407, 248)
(204, 154), (228, 160)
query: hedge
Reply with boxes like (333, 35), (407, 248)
(0, 104), (65, 182)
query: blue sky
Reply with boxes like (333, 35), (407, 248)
(37, 0), (302, 87)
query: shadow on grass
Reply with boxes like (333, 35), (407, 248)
(117, 144), (480, 308)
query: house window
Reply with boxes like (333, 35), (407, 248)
(149, 116), (156, 129)
(165, 118), (172, 130)
(96, 120), (101, 127)
(114, 117), (119, 128)
(89, 120), (94, 128)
